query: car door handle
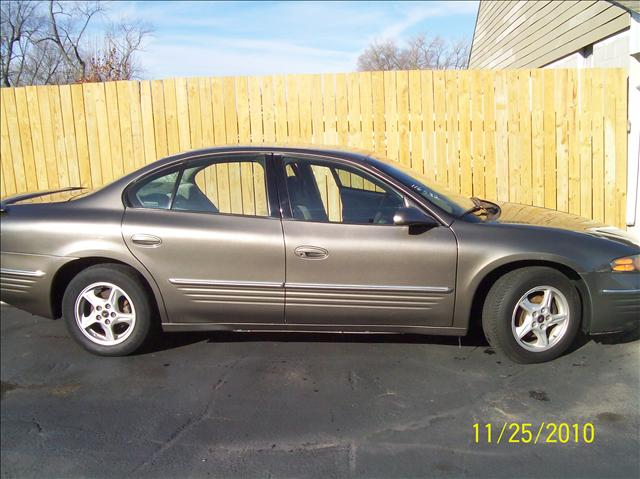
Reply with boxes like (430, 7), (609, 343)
(294, 246), (328, 260)
(131, 234), (162, 247)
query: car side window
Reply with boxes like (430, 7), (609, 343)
(173, 156), (269, 216)
(283, 157), (405, 225)
(132, 171), (179, 209)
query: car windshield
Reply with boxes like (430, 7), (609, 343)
(371, 158), (476, 216)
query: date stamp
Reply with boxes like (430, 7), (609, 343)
(473, 422), (595, 444)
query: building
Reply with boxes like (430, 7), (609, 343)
(469, 0), (640, 237)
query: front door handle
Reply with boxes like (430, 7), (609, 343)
(294, 245), (328, 260)
(131, 234), (162, 247)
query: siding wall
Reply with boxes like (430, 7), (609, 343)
(469, 0), (631, 68)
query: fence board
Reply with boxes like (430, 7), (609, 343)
(0, 68), (630, 227)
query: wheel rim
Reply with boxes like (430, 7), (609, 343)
(511, 285), (570, 352)
(74, 282), (136, 346)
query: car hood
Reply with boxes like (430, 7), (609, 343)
(493, 202), (639, 248)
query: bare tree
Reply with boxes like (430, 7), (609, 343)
(81, 20), (152, 83)
(357, 34), (470, 71)
(1, 1), (44, 86)
(0, 0), (152, 86)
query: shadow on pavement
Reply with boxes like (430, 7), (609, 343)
(139, 323), (639, 356)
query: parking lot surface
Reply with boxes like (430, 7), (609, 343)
(1, 304), (639, 478)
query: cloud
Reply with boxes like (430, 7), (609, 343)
(106, 0), (478, 78)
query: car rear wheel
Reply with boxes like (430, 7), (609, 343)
(62, 264), (153, 356)
(482, 266), (581, 363)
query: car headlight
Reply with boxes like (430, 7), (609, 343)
(611, 254), (640, 272)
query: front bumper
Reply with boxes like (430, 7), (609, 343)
(581, 271), (640, 334)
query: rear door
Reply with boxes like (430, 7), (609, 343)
(121, 153), (286, 325)
(277, 154), (458, 328)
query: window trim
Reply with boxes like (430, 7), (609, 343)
(124, 153), (278, 218)
(274, 153), (412, 226)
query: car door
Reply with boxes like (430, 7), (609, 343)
(277, 154), (458, 328)
(121, 153), (285, 325)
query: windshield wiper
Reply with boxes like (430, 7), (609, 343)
(462, 197), (501, 219)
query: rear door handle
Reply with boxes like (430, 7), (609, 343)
(131, 234), (162, 247)
(294, 245), (328, 260)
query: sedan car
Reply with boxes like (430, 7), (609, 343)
(1, 146), (638, 363)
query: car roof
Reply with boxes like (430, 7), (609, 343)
(156, 144), (378, 167)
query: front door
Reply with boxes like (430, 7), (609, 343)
(122, 153), (285, 325)
(278, 155), (457, 328)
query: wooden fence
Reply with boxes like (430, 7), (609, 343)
(0, 68), (628, 226)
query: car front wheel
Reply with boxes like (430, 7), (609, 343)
(62, 264), (154, 356)
(482, 266), (581, 363)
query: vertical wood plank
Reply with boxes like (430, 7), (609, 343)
(0, 94), (17, 195)
(335, 73), (348, 146)
(2, 89), (28, 193)
(471, 70), (485, 198)
(578, 69), (592, 219)
(93, 82), (113, 183)
(347, 72), (362, 148)
(359, 72), (373, 151)
(603, 69), (619, 225)
(507, 70), (520, 203)
(543, 69), (557, 209)
(25, 86), (48, 190)
(299, 74), (313, 143)
(614, 68), (627, 227)
(50, 86), (75, 187)
(458, 72), (472, 196)
(127, 82), (146, 170)
(82, 83), (103, 187)
(323, 74), (337, 145)
(151, 80), (168, 158)
(591, 69), (605, 221)
(199, 77), (214, 148)
(445, 70), (460, 192)
(311, 74), (324, 144)
(518, 70), (532, 205)
(262, 76), (276, 143)
(70, 84), (92, 187)
(383, 71), (398, 162)
(493, 71), (509, 202)
(236, 76), (251, 144)
(555, 69), (569, 212)
(567, 69), (580, 214)
(187, 77), (202, 149)
(286, 75), (301, 143)
(396, 70), (410, 167)
(274, 75), (288, 143)
(116, 82), (135, 174)
(163, 79), (181, 155)
(140, 81), (157, 165)
(530, 70), (545, 207)
(421, 70), (436, 179)
(104, 82), (124, 179)
(433, 71), (448, 185)
(371, 71), (385, 155)
(36, 86), (61, 189)
(174, 77), (191, 151)
(482, 70), (497, 200)
(248, 76), (264, 143)
(408, 70), (423, 174)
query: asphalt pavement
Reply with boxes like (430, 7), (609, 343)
(1, 304), (639, 479)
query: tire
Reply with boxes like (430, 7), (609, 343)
(62, 264), (154, 356)
(482, 267), (581, 364)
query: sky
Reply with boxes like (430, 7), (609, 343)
(104, 0), (479, 79)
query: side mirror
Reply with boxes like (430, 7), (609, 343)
(393, 206), (439, 227)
